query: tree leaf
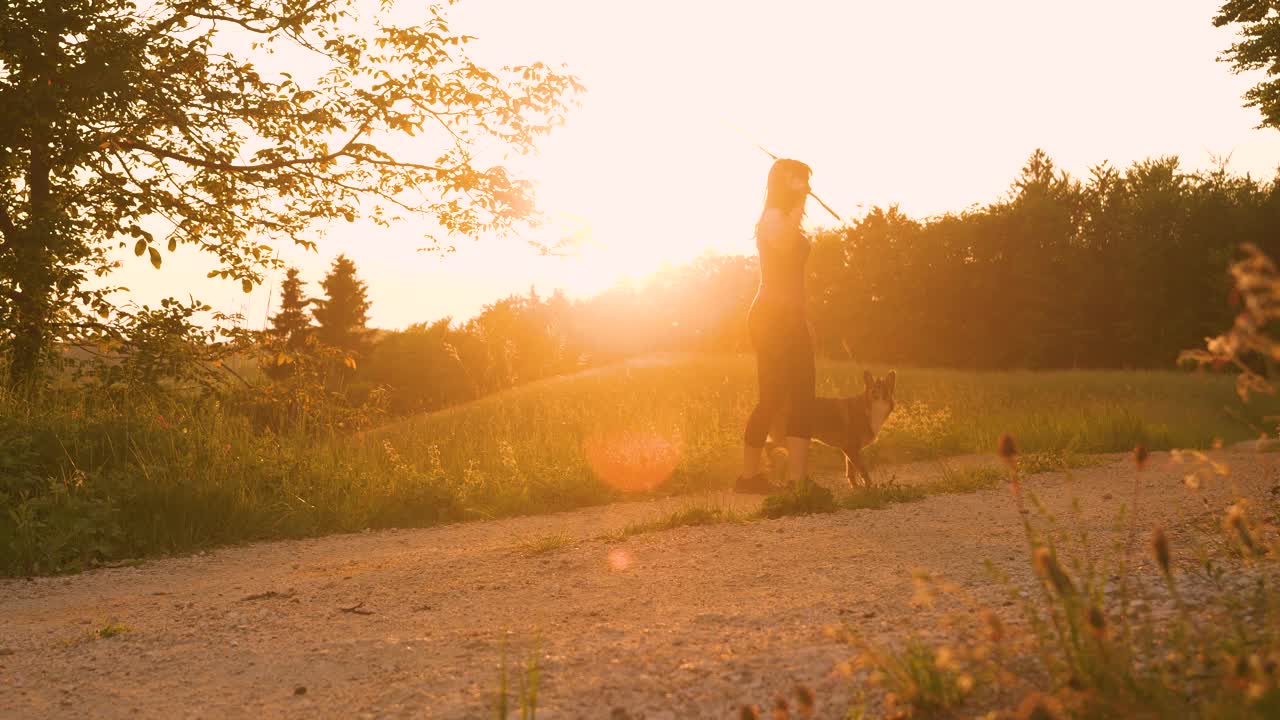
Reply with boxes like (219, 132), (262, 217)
(241, 279), (253, 294)
(134, 239), (146, 256)
(149, 247), (162, 269)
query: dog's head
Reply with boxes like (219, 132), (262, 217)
(863, 370), (896, 434)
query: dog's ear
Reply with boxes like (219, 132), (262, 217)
(885, 370), (896, 393)
(863, 370), (873, 389)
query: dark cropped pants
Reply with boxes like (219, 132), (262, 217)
(743, 308), (815, 445)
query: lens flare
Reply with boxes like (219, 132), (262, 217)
(607, 548), (632, 571)
(582, 431), (682, 493)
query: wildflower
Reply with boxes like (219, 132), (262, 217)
(772, 696), (790, 720)
(1224, 503), (1260, 554)
(1152, 526), (1171, 575)
(911, 568), (934, 607)
(794, 685), (815, 719)
(1087, 606), (1107, 639)
(998, 433), (1018, 464)
(980, 609), (1005, 643)
(1033, 547), (1076, 597)
(1015, 692), (1060, 720)
(957, 674), (975, 694)
(1235, 655), (1251, 678)
(935, 645), (958, 671)
(1133, 445), (1149, 471)
(740, 705), (760, 720)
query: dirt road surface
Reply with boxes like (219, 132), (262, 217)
(1, 448), (1268, 719)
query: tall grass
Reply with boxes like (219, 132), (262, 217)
(1, 356), (1270, 574)
(845, 441), (1280, 718)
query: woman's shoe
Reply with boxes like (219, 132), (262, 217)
(733, 472), (772, 494)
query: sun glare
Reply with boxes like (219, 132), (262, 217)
(514, 78), (778, 294)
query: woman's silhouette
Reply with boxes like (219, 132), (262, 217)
(737, 159), (815, 493)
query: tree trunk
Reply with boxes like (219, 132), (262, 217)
(7, 111), (55, 389)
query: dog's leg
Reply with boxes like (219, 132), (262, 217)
(847, 448), (872, 487)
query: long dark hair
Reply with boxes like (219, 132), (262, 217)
(763, 158), (812, 212)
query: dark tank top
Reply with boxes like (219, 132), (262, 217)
(750, 214), (809, 322)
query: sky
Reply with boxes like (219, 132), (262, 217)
(113, 0), (1280, 331)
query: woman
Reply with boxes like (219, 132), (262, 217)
(736, 158), (815, 493)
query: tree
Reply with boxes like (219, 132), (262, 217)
(1215, 1), (1280, 129)
(267, 267), (311, 351)
(0, 0), (583, 386)
(311, 254), (371, 356)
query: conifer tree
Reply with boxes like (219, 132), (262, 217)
(311, 255), (372, 357)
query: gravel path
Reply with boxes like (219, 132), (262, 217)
(1, 448), (1267, 719)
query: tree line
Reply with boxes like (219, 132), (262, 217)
(289, 150), (1279, 416)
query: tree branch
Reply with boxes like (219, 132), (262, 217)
(120, 125), (368, 173)
(189, 0), (332, 35)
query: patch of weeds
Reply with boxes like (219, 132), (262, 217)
(736, 683), (818, 719)
(94, 621), (131, 639)
(759, 478), (838, 518)
(855, 635), (973, 718)
(515, 531), (574, 557)
(936, 464), (1006, 492)
(601, 502), (743, 541)
(841, 483), (927, 510)
(67, 620), (132, 646)
(493, 634), (540, 719)
(841, 464), (1003, 511)
(1019, 448), (1104, 476)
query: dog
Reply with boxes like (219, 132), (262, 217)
(768, 370), (896, 487)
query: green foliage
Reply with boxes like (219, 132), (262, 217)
(1215, 2), (1280, 129)
(360, 318), (478, 413)
(79, 298), (248, 394)
(0, 357), (1266, 576)
(358, 289), (584, 415)
(0, 0), (581, 385)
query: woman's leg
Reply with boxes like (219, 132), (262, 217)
(743, 320), (785, 483)
(783, 325), (817, 484)
(743, 350), (784, 468)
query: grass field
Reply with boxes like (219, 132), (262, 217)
(2, 354), (1273, 575)
(373, 354), (1273, 493)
